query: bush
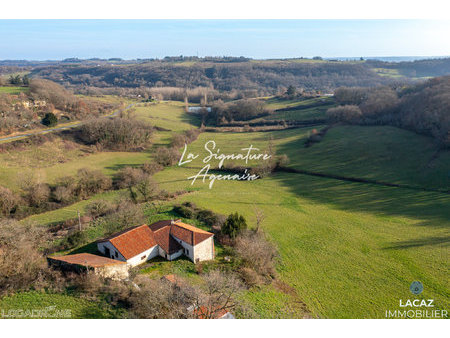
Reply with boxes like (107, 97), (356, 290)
(326, 105), (362, 124)
(234, 231), (278, 279)
(85, 199), (114, 218)
(154, 147), (180, 166)
(0, 186), (20, 216)
(114, 167), (144, 189)
(24, 183), (50, 208)
(239, 267), (263, 287)
(41, 112), (58, 127)
(75, 168), (112, 199)
(0, 219), (58, 296)
(142, 162), (163, 175)
(221, 212), (247, 239)
(78, 117), (153, 150)
(173, 204), (195, 218)
(103, 200), (146, 235)
(61, 230), (87, 249)
(196, 209), (219, 227)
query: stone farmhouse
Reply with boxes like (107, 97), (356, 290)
(97, 220), (215, 267)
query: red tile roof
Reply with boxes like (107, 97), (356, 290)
(48, 253), (126, 268)
(170, 221), (213, 246)
(99, 221), (213, 260)
(194, 306), (229, 319)
(153, 225), (183, 254)
(101, 224), (157, 260)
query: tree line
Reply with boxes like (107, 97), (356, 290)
(327, 76), (450, 146)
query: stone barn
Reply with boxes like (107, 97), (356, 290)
(47, 253), (129, 280)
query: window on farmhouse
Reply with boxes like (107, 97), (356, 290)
(115, 251), (118, 258)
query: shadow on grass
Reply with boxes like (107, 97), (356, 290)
(69, 242), (100, 255)
(270, 172), (450, 228)
(382, 236), (450, 250)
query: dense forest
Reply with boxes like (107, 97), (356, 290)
(17, 57), (449, 95)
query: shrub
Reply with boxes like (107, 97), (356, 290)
(234, 231), (278, 278)
(61, 230), (87, 249)
(114, 167), (144, 189)
(0, 219), (57, 296)
(173, 204), (194, 218)
(0, 186), (20, 216)
(41, 112), (58, 127)
(154, 147), (180, 166)
(196, 209), (219, 227)
(77, 117), (153, 150)
(85, 199), (114, 218)
(103, 200), (146, 235)
(239, 267), (263, 287)
(221, 212), (247, 239)
(326, 105), (362, 124)
(24, 183), (50, 208)
(142, 162), (163, 175)
(75, 168), (112, 199)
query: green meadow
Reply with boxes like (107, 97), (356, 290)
(0, 291), (124, 319)
(2, 100), (448, 318)
(0, 86), (28, 95)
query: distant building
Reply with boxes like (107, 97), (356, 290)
(188, 106), (211, 113)
(96, 220), (214, 267)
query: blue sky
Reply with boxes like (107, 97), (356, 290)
(0, 20), (449, 60)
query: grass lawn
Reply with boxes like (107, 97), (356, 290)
(264, 105), (331, 121)
(134, 101), (201, 131)
(263, 97), (333, 111)
(0, 291), (125, 318)
(0, 86), (28, 95)
(278, 125), (450, 191)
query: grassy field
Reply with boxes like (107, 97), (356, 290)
(0, 291), (124, 318)
(0, 86), (29, 95)
(279, 125), (450, 191)
(3, 99), (449, 318)
(152, 165), (449, 318)
(263, 97), (333, 110)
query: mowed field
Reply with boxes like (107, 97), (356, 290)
(2, 99), (449, 318)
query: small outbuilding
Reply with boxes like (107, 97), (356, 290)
(47, 253), (129, 280)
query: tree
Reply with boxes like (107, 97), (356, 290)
(42, 112), (58, 127)
(326, 105), (362, 124)
(0, 186), (19, 216)
(22, 75), (30, 86)
(154, 147), (180, 167)
(9, 75), (22, 85)
(192, 270), (242, 319)
(221, 212), (247, 239)
(135, 175), (158, 202)
(0, 219), (57, 296)
(254, 206), (265, 232)
(286, 85), (296, 97)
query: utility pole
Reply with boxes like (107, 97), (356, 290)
(77, 210), (82, 231)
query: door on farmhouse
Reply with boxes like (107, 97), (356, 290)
(105, 247), (111, 258)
